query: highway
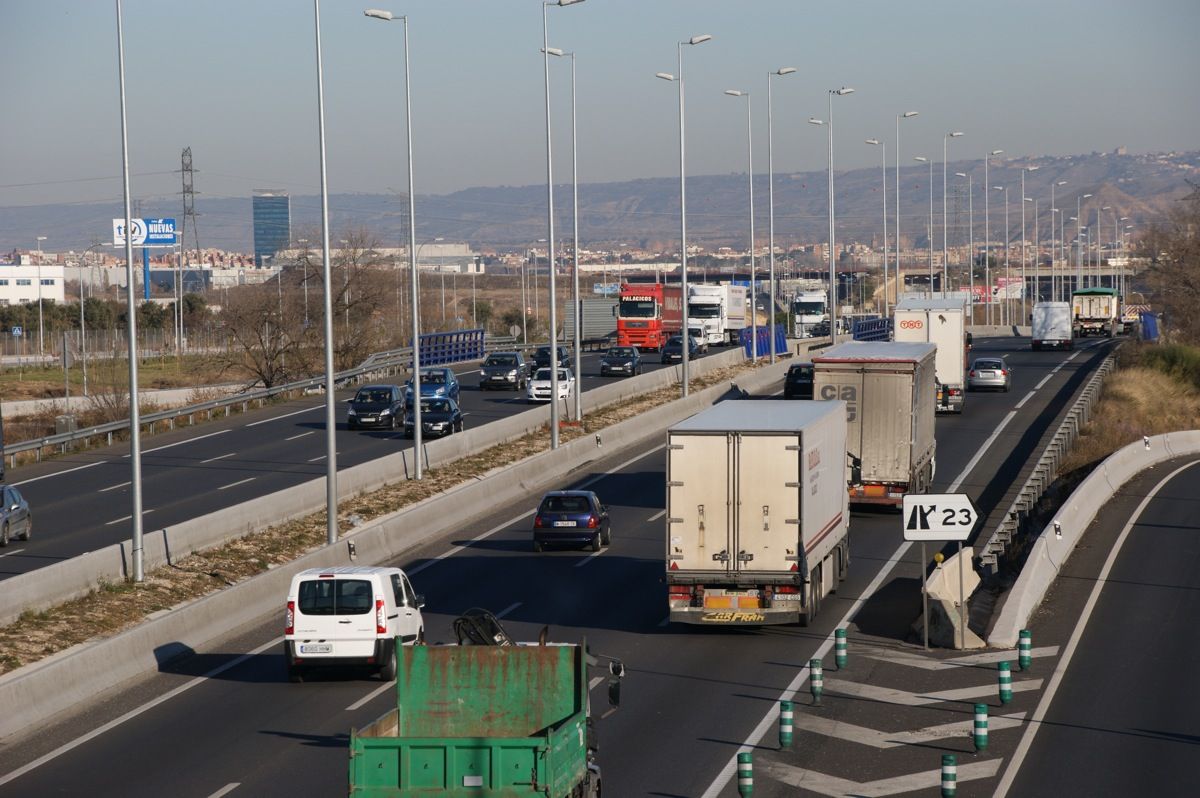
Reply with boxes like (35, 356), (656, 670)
(0, 346), (726, 580)
(0, 335), (1118, 796)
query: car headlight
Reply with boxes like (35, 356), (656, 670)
(347, 407), (357, 416)
(380, 408), (391, 416)
(507, 369), (518, 377)
(623, 361), (633, 368)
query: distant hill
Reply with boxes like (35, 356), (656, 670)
(3, 149), (1196, 255)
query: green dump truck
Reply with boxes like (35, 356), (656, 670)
(349, 610), (621, 797)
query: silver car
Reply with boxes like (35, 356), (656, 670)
(0, 485), (32, 546)
(968, 358), (1012, 392)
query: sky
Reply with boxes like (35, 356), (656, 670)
(3, 0), (1199, 220)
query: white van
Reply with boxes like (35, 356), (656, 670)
(284, 566), (425, 682)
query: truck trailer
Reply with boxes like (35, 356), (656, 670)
(1071, 287), (1121, 338)
(1031, 301), (1073, 350)
(665, 400), (850, 627)
(812, 341), (937, 506)
(687, 283), (748, 346)
(893, 296), (970, 413)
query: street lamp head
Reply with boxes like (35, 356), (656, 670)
(544, 47), (565, 56)
(1025, 165), (1039, 172)
(808, 117), (825, 126)
(990, 149), (1004, 156)
(724, 89), (748, 97)
(553, 0), (585, 6)
(948, 131), (964, 138)
(1056, 180), (1068, 186)
(364, 9), (395, 20)
(914, 156), (928, 162)
(687, 34), (713, 45)
(1120, 216), (1130, 221)
(775, 67), (797, 76)
(865, 138), (881, 145)
(1083, 193), (1093, 199)
(954, 171), (967, 177)
(833, 87), (854, 95)
(993, 185), (1004, 191)
(901, 111), (919, 118)
(1102, 205), (1112, 211)
(1024, 197), (1034, 203)
(656, 72), (676, 81)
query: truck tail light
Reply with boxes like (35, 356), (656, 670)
(668, 585), (691, 598)
(587, 515), (599, 528)
(950, 388), (962, 397)
(285, 600), (295, 636)
(775, 585), (800, 594)
(376, 599), (387, 635)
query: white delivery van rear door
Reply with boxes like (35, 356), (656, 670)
(293, 575), (378, 658)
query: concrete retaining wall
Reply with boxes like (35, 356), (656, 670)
(0, 356), (791, 742)
(988, 430), (1200, 647)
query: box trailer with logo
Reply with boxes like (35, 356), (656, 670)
(665, 400), (849, 627)
(812, 341), (937, 506)
(893, 296), (970, 413)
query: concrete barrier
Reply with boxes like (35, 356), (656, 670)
(988, 430), (1200, 647)
(0, 356), (791, 742)
(967, 325), (1030, 338)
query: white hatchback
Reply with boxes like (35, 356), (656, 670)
(526, 367), (575, 403)
(284, 566), (425, 682)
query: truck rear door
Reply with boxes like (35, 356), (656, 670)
(667, 433), (732, 572)
(860, 370), (912, 483)
(733, 433), (799, 573)
(815, 367), (863, 484)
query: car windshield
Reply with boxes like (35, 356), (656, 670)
(485, 355), (517, 367)
(606, 348), (635, 358)
(688, 304), (721, 318)
(355, 389), (392, 403)
(789, 365), (814, 378)
(297, 578), (372, 616)
(422, 371), (446, 384)
(793, 301), (826, 315)
(974, 360), (1004, 370)
(541, 495), (591, 513)
(421, 399), (451, 413)
(618, 298), (657, 318)
(666, 336), (683, 346)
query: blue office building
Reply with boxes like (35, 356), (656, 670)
(252, 189), (290, 267)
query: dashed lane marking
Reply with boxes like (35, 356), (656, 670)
(758, 758), (1003, 797)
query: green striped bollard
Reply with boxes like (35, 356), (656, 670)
(834, 628), (848, 669)
(941, 754), (957, 797)
(737, 751), (753, 797)
(1018, 629), (1032, 671)
(998, 661), (1013, 705)
(809, 659), (824, 707)
(778, 700), (794, 750)
(973, 703), (989, 752)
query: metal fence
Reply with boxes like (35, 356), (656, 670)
(739, 325), (788, 358)
(852, 317), (892, 341)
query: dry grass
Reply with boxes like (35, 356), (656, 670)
(0, 359), (762, 675)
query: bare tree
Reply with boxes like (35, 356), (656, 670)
(1141, 182), (1200, 343)
(211, 283), (305, 388)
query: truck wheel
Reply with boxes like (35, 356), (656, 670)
(379, 642), (398, 682)
(799, 564), (822, 627)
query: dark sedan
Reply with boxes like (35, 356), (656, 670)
(660, 335), (699, 364)
(784, 362), (814, 399)
(346, 384), (404, 430)
(532, 490), (610, 552)
(0, 484), (32, 547)
(599, 346), (643, 377)
(403, 397), (464, 438)
(533, 345), (573, 370)
(479, 351), (530, 391)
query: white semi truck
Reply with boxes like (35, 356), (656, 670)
(1031, 301), (1073, 350)
(893, 296), (971, 414)
(665, 400), (850, 627)
(686, 283), (748, 346)
(791, 290), (829, 338)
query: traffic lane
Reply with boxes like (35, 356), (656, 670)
(1007, 459), (1200, 796)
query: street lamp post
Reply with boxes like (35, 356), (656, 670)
(35, 235), (47, 360)
(1076, 193), (1092, 288)
(657, 32), (712, 397)
(725, 89), (756, 361)
(766, 66), (796, 362)
(1049, 180), (1066, 300)
(895, 111), (918, 310)
(942, 131), (964, 294)
(1020, 165), (1038, 319)
(809, 86), (853, 341)
(982, 150), (1003, 322)
(955, 172), (973, 316)
(365, 7), (425, 479)
(914, 157), (934, 296)
(867, 138), (887, 314)
(993, 185), (1008, 324)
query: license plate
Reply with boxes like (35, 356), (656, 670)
(299, 643), (332, 654)
(360, 416), (375, 423)
(553, 520), (577, 527)
(982, 371), (995, 377)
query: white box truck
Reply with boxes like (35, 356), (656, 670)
(665, 400), (849, 627)
(687, 283), (748, 346)
(893, 296), (970, 413)
(1031, 301), (1073, 350)
(791, 289), (829, 338)
(812, 342), (937, 506)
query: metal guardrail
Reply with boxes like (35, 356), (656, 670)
(2, 332), (521, 467)
(976, 348), (1119, 571)
(852, 317), (892, 341)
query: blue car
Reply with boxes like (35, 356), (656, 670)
(532, 490), (610, 552)
(403, 367), (460, 405)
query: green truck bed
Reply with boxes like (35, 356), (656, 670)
(349, 643), (593, 797)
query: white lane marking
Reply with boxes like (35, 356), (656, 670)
(13, 460), (108, 487)
(0, 549), (25, 559)
(206, 785), (240, 798)
(858, 645), (1060, 671)
(200, 453), (236, 464)
(574, 548), (606, 568)
(346, 680), (395, 712)
(133, 428), (231, 456)
(823, 677), (1042, 706)
(217, 477), (256, 491)
(285, 430), (317, 441)
(1034, 372), (1054, 390)
(100, 481), (132, 492)
(589, 676), (604, 690)
(759, 759), (1003, 797)
(245, 405), (321, 427)
(790, 711), (1027, 749)
(647, 509), (666, 522)
(1066, 350), (1081, 362)
(307, 452), (340, 462)
(946, 410), (1018, 493)
(0, 637), (280, 787)
(994, 459), (1200, 797)
(105, 509), (155, 526)
(495, 602), (521, 619)
(1013, 390), (1036, 409)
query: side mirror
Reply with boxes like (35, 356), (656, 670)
(345, 398), (354, 403)
(414, 594), (426, 609)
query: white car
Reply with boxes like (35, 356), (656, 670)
(526, 367), (575, 403)
(284, 566), (425, 682)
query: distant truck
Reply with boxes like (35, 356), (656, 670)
(563, 297), (618, 343)
(1071, 287), (1121, 338)
(687, 283), (748, 346)
(665, 400), (850, 627)
(791, 289), (829, 338)
(617, 282), (682, 351)
(1031, 301), (1073, 350)
(812, 342), (937, 506)
(349, 610), (622, 798)
(893, 296), (970, 414)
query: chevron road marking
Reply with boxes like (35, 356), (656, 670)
(789, 711), (1027, 749)
(857, 645), (1060, 671)
(823, 677), (1043, 706)
(759, 758), (1003, 797)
